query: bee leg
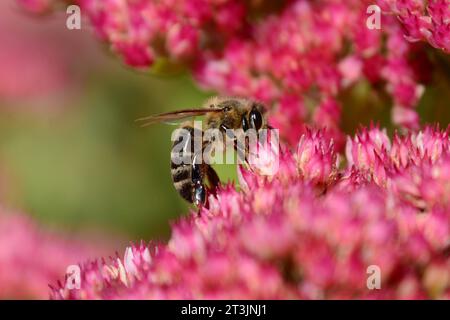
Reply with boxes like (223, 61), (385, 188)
(220, 124), (251, 168)
(235, 139), (251, 168)
(193, 182), (207, 207)
(206, 165), (220, 196)
(192, 154), (208, 208)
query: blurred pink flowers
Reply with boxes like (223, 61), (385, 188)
(16, 0), (53, 14)
(380, 0), (450, 53)
(19, 0), (449, 140)
(50, 126), (450, 300)
(1, 1), (105, 110)
(0, 210), (108, 299)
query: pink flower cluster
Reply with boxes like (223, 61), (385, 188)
(17, 0), (54, 14)
(76, 0), (252, 67)
(18, 0), (449, 144)
(16, 0), (449, 300)
(379, 0), (450, 53)
(0, 210), (108, 299)
(51, 126), (450, 299)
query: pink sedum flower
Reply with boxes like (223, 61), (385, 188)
(297, 129), (338, 185)
(16, 0), (450, 300)
(346, 125), (391, 171)
(166, 24), (200, 60)
(18, 0), (448, 142)
(379, 0), (450, 53)
(50, 126), (450, 300)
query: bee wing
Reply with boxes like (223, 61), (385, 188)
(136, 108), (223, 127)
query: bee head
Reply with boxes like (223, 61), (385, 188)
(205, 98), (268, 132)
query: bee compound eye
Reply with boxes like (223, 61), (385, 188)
(249, 107), (263, 130)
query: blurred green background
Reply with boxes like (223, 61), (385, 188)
(1, 71), (208, 240)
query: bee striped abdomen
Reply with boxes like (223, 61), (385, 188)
(139, 97), (267, 208)
(170, 125), (203, 203)
(171, 165), (190, 182)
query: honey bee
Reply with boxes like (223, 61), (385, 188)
(136, 97), (269, 207)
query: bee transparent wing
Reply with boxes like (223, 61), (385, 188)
(136, 108), (222, 127)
